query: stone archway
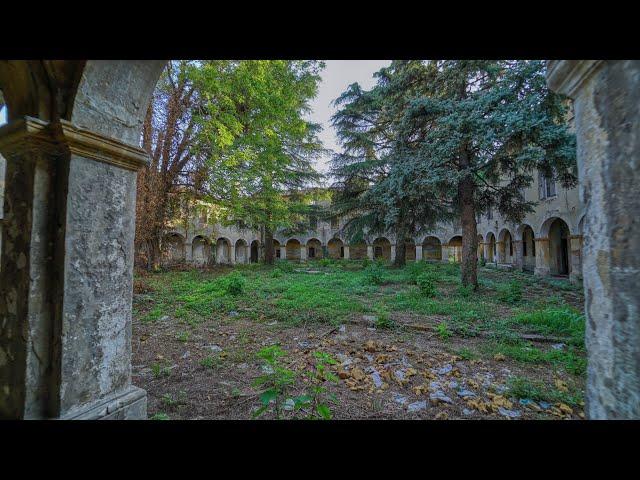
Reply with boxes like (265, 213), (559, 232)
(273, 239), (282, 259)
(448, 235), (463, 263)
(422, 236), (442, 261)
(497, 228), (515, 265)
(372, 237), (391, 261)
(405, 240), (416, 262)
(485, 232), (496, 263)
(519, 225), (536, 272)
(235, 239), (249, 264)
(286, 239), (301, 261)
(163, 233), (186, 265)
(349, 241), (367, 260)
(216, 237), (232, 265)
(327, 238), (344, 259)
(192, 236), (211, 266)
(306, 238), (323, 260)
(250, 240), (260, 263)
(544, 217), (571, 276)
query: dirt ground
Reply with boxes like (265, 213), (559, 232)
(132, 265), (585, 420)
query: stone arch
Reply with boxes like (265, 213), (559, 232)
(286, 238), (301, 261)
(216, 237), (232, 264)
(235, 238), (249, 264)
(540, 217), (571, 276)
(306, 238), (323, 260)
(372, 237), (391, 261)
(349, 240), (368, 260)
(421, 236), (442, 261)
(448, 235), (463, 263)
(485, 232), (496, 263)
(273, 239), (282, 259)
(497, 228), (515, 264)
(518, 224), (536, 272)
(327, 237), (345, 259)
(250, 240), (260, 263)
(192, 235), (211, 266)
(404, 239), (416, 261)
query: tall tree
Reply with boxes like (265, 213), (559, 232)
(192, 60), (325, 264)
(330, 62), (448, 267)
(398, 60), (576, 286)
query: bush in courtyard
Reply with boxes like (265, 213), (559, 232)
(276, 260), (294, 273)
(416, 272), (437, 296)
(497, 280), (522, 304)
(456, 284), (474, 298)
(220, 271), (245, 296)
(363, 263), (385, 285)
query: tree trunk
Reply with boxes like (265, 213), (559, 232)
(264, 227), (275, 265)
(394, 233), (406, 267)
(459, 176), (478, 289)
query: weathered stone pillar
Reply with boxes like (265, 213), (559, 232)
(496, 241), (505, 263)
(569, 235), (583, 284)
(548, 60), (640, 418)
(230, 244), (236, 265)
(280, 246), (286, 260)
(343, 245), (350, 260)
(390, 244), (396, 263)
(513, 240), (524, 271)
(534, 238), (551, 277)
(483, 242), (491, 263)
(415, 245), (423, 262)
(184, 241), (193, 263)
(441, 244), (450, 263)
(300, 245), (307, 261)
(0, 117), (147, 419)
(367, 245), (374, 260)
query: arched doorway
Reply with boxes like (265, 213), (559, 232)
(235, 239), (249, 264)
(521, 225), (536, 272)
(422, 236), (442, 261)
(250, 240), (260, 263)
(163, 233), (185, 265)
(548, 218), (570, 275)
(192, 236), (211, 266)
(498, 228), (514, 264)
(306, 238), (323, 259)
(405, 240), (416, 262)
(216, 237), (232, 264)
(327, 238), (344, 259)
(486, 232), (496, 263)
(350, 241), (367, 260)
(273, 239), (282, 259)
(448, 236), (463, 263)
(373, 237), (391, 261)
(286, 239), (301, 261)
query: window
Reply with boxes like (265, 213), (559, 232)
(340, 246), (344, 258)
(539, 171), (557, 199)
(276, 249), (281, 258)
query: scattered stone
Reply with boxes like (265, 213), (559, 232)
(205, 344), (222, 352)
(407, 400), (427, 412)
(539, 401), (551, 410)
(519, 398), (535, 406)
(430, 390), (453, 405)
(394, 369), (406, 382)
(462, 408), (475, 416)
(237, 363), (248, 370)
(181, 350), (190, 359)
(228, 311), (239, 317)
(498, 407), (521, 419)
(449, 380), (459, 389)
(364, 354), (374, 362)
(392, 392), (408, 405)
(370, 370), (384, 388)
(159, 315), (170, 322)
(551, 343), (566, 350)
(430, 381), (442, 390)
(339, 325), (346, 333)
(362, 315), (377, 325)
(283, 398), (295, 411)
(457, 389), (477, 399)
(267, 321), (278, 326)
(297, 341), (313, 349)
(437, 364), (453, 375)
(261, 364), (275, 375)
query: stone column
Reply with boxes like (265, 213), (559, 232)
(441, 244), (450, 263)
(0, 117), (147, 419)
(496, 241), (505, 263)
(280, 246), (286, 260)
(343, 245), (350, 260)
(390, 244), (396, 263)
(184, 241), (193, 263)
(483, 242), (491, 263)
(548, 60), (640, 418)
(513, 240), (524, 271)
(300, 245), (307, 261)
(534, 238), (551, 277)
(367, 245), (374, 260)
(569, 235), (583, 284)
(230, 244), (236, 265)
(415, 245), (423, 262)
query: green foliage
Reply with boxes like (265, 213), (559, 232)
(252, 345), (296, 419)
(363, 263), (386, 286)
(436, 321), (452, 340)
(176, 331), (190, 342)
(220, 271), (245, 296)
(506, 376), (583, 407)
(151, 361), (172, 378)
(497, 280), (523, 304)
(455, 347), (477, 360)
(142, 306), (164, 323)
(416, 272), (437, 296)
(456, 284), (474, 298)
(150, 412), (170, 420)
(514, 307), (585, 346)
(374, 308), (394, 329)
(200, 356), (220, 369)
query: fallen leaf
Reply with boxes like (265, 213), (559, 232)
(493, 353), (506, 361)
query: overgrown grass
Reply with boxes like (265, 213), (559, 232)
(506, 376), (584, 407)
(514, 307), (585, 346)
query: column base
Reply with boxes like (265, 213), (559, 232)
(534, 266), (550, 277)
(60, 386), (147, 420)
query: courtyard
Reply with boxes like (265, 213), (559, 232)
(132, 261), (586, 420)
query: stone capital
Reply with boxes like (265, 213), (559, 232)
(0, 116), (149, 171)
(546, 60), (604, 98)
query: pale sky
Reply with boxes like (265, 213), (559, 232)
(307, 60), (391, 176)
(0, 106), (5, 125)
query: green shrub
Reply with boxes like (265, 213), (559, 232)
(416, 272), (437, 296)
(374, 309), (394, 329)
(275, 260), (294, 273)
(220, 271), (245, 296)
(436, 321), (452, 340)
(270, 268), (283, 278)
(497, 280), (522, 304)
(456, 284), (474, 298)
(514, 307), (585, 346)
(363, 264), (385, 285)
